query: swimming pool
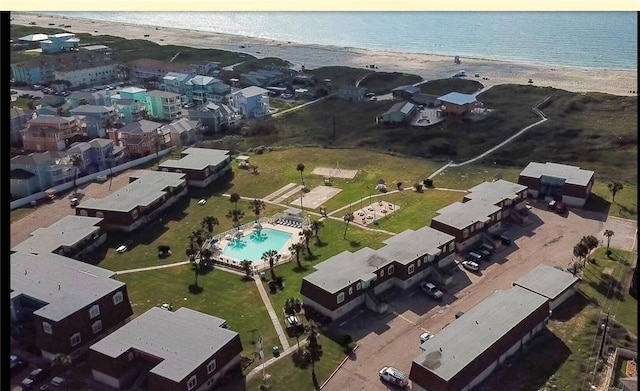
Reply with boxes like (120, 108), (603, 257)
(221, 228), (293, 262)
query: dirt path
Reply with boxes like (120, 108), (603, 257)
(10, 172), (134, 248)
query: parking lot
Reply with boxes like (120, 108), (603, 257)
(322, 204), (637, 391)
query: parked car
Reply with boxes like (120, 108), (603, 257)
(455, 311), (465, 319)
(420, 282), (444, 300)
(475, 248), (492, 259)
(379, 366), (409, 388)
(479, 243), (494, 253)
(21, 367), (51, 389)
(491, 233), (511, 246)
(50, 377), (65, 388)
(461, 260), (480, 272)
(70, 198), (80, 207)
(554, 201), (567, 215)
(465, 252), (483, 263)
(419, 332), (433, 343)
(369, 96), (378, 101)
(116, 240), (133, 253)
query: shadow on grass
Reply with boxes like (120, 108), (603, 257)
(315, 240), (329, 248)
(550, 293), (591, 322)
(588, 272), (625, 301)
(291, 349), (310, 369)
(292, 265), (310, 273)
(349, 240), (361, 248)
(304, 254), (319, 262)
(583, 192), (611, 216)
(188, 284), (204, 294)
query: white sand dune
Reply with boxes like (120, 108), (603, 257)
(10, 12), (638, 97)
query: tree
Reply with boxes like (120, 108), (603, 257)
(200, 248), (213, 269)
(262, 249), (281, 280)
(188, 229), (206, 250)
(343, 212), (354, 239)
(288, 242), (305, 269)
(573, 242), (590, 266)
(310, 220), (324, 243)
(229, 192), (241, 211)
(603, 230), (614, 253)
(185, 248), (196, 262)
(581, 235), (599, 263)
(200, 216), (219, 237)
(226, 209), (245, 228)
(285, 297), (304, 349)
(297, 163), (306, 188)
(192, 259), (201, 288)
(69, 154), (83, 191)
(299, 228), (314, 256)
(241, 260), (253, 279)
(248, 199), (266, 221)
(304, 320), (323, 384)
(608, 181), (624, 202)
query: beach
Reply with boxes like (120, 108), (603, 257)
(11, 12), (638, 96)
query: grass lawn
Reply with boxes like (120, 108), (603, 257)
(430, 164), (523, 190)
(587, 181), (637, 221)
(419, 78), (485, 96)
(358, 72), (423, 94)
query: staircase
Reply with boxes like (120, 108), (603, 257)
(431, 266), (454, 287)
(365, 288), (388, 316)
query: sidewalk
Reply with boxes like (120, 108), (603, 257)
(253, 275), (291, 351)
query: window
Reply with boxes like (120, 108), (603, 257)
(356, 282), (362, 291)
(496, 213), (502, 220)
(79, 209), (88, 217)
(448, 242), (455, 252)
(92, 320), (102, 334)
(113, 291), (123, 305)
(89, 304), (100, 319)
(131, 210), (138, 220)
(128, 351), (134, 361)
(207, 359), (216, 374)
(70, 333), (81, 347)
(380, 269), (385, 277)
(187, 375), (197, 390)
(408, 264), (415, 274)
(348, 287), (353, 295)
(417, 258), (422, 267)
(336, 292), (345, 304)
(42, 322), (53, 335)
(470, 225), (474, 233)
(96, 211), (104, 218)
(387, 265), (395, 275)
(505, 199), (512, 206)
(463, 229), (469, 239)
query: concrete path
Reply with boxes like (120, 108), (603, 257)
(253, 275), (291, 351)
(246, 341), (306, 382)
(270, 93), (336, 118)
(263, 183), (298, 202)
(115, 261), (190, 275)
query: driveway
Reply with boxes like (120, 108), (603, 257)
(322, 205), (632, 391)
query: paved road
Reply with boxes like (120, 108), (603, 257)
(322, 205), (635, 391)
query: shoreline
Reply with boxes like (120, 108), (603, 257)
(11, 12), (638, 97)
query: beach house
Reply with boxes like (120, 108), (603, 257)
(21, 115), (87, 152)
(10, 251), (133, 362)
(127, 58), (188, 84)
(391, 85), (420, 100)
(89, 308), (243, 391)
(338, 86), (367, 102)
(107, 119), (169, 159)
(145, 90), (183, 121)
(67, 90), (114, 108)
(10, 151), (74, 198)
(158, 147), (232, 188)
(40, 33), (80, 53)
(185, 101), (240, 133)
(517, 162), (595, 207)
(75, 170), (188, 232)
(377, 101), (417, 124)
(10, 107), (32, 145)
(69, 105), (121, 138)
(229, 86), (270, 118)
(110, 87), (148, 124)
(436, 92), (481, 118)
(162, 72), (192, 95)
(67, 137), (121, 173)
(184, 75), (231, 104)
(164, 118), (204, 148)
(301, 226), (456, 321)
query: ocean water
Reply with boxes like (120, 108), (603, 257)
(37, 12), (637, 70)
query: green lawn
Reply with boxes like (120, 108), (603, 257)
(430, 164), (523, 190)
(358, 72), (423, 94)
(587, 181), (637, 221)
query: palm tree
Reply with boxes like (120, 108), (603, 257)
(69, 154), (83, 191)
(192, 260), (201, 288)
(248, 199), (266, 222)
(262, 249), (280, 280)
(603, 230), (614, 253)
(608, 182), (624, 202)
(573, 242), (590, 266)
(304, 320), (323, 385)
(200, 216), (219, 237)
(229, 192), (241, 211)
(297, 163), (306, 188)
(310, 220), (324, 243)
(185, 248), (196, 262)
(343, 212), (354, 239)
(300, 228), (314, 255)
(581, 235), (600, 264)
(200, 248), (212, 268)
(288, 242), (306, 269)
(226, 209), (245, 228)
(188, 229), (206, 250)
(240, 260), (253, 279)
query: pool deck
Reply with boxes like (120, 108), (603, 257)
(211, 222), (304, 272)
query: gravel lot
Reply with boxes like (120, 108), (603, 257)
(322, 204), (637, 391)
(10, 172), (134, 248)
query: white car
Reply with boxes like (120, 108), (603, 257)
(198, 199), (207, 205)
(379, 366), (409, 388)
(420, 282), (444, 300)
(461, 260), (480, 272)
(419, 332), (433, 343)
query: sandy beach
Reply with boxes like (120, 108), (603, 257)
(11, 12), (638, 96)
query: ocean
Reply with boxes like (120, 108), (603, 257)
(37, 12), (637, 70)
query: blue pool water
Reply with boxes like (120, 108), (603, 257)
(221, 228), (293, 262)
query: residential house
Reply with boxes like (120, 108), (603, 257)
(10, 252), (133, 361)
(162, 72), (192, 95)
(338, 86), (367, 102)
(430, 201), (502, 252)
(89, 307), (243, 391)
(301, 226), (456, 321)
(69, 105), (120, 138)
(464, 180), (529, 224)
(11, 51), (115, 86)
(437, 92), (481, 118)
(21, 115), (87, 152)
(182, 61), (221, 76)
(127, 59), (189, 84)
(377, 101), (417, 124)
(411, 93), (440, 107)
(145, 90), (183, 121)
(410, 286), (550, 391)
(67, 90), (114, 108)
(53, 63), (121, 88)
(10, 107), (32, 145)
(391, 85), (420, 100)
(107, 119), (168, 158)
(68, 137), (120, 173)
(239, 67), (296, 88)
(513, 264), (580, 311)
(16, 33), (49, 50)
(110, 87), (148, 124)
(165, 118), (204, 148)
(75, 170), (188, 232)
(10, 152), (68, 198)
(184, 75), (231, 105)
(517, 162), (595, 207)
(229, 86), (270, 119)
(159, 147), (231, 188)
(11, 216), (106, 261)
(40, 33), (79, 53)
(186, 102), (240, 133)
(79, 45), (112, 54)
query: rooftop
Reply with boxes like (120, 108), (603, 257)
(90, 307), (238, 382)
(519, 162), (594, 187)
(77, 170), (186, 213)
(465, 179), (528, 205)
(11, 252), (122, 322)
(380, 226), (455, 265)
(118, 119), (164, 135)
(80, 44), (110, 51)
(513, 264), (580, 300)
(147, 90), (181, 99)
(11, 216), (103, 255)
(413, 286), (548, 381)
(19, 33), (49, 42)
(236, 86), (270, 98)
(70, 105), (114, 114)
(304, 248), (379, 294)
(186, 75), (220, 86)
(165, 118), (200, 134)
(437, 92), (477, 106)
(158, 147), (230, 171)
(392, 85), (420, 94)
(433, 200), (501, 230)
(11, 152), (54, 167)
